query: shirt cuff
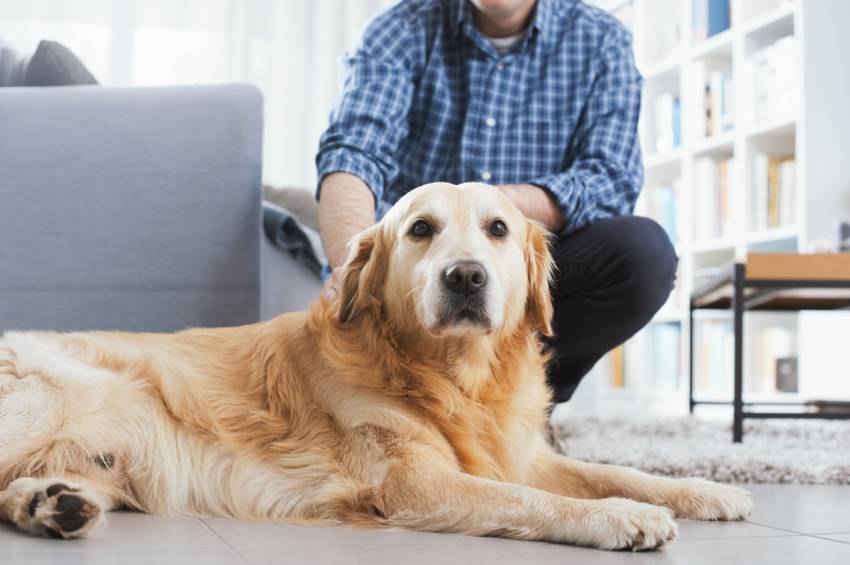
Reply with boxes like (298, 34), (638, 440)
(316, 148), (386, 204)
(529, 172), (588, 235)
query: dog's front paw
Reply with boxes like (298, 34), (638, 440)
(581, 498), (678, 551)
(668, 478), (752, 521)
(3, 477), (103, 539)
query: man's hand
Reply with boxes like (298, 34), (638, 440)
(496, 183), (565, 233)
(322, 266), (344, 301)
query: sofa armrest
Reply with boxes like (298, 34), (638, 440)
(261, 233), (323, 319)
(0, 84), (263, 332)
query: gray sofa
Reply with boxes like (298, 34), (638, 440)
(0, 84), (321, 334)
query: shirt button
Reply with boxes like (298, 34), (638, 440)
(496, 63), (505, 71)
(485, 116), (496, 127)
(481, 170), (492, 181)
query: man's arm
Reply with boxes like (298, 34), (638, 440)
(315, 6), (420, 275)
(318, 173), (376, 270)
(518, 26), (643, 235)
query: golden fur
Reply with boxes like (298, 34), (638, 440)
(0, 183), (752, 550)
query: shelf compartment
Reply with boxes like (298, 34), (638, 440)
(643, 56), (682, 81)
(745, 116), (795, 142)
(644, 148), (683, 178)
(692, 131), (735, 158)
(744, 2), (795, 45)
(690, 28), (733, 61)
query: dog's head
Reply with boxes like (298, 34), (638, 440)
(336, 182), (553, 340)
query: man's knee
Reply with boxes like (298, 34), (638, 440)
(583, 215), (678, 312)
(613, 215), (676, 308)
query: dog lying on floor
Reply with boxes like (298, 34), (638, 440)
(0, 182), (751, 550)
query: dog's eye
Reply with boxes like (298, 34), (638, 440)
(410, 219), (432, 238)
(489, 219), (508, 238)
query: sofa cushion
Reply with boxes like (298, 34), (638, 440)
(24, 40), (98, 86)
(0, 43), (29, 86)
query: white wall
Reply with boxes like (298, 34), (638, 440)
(0, 0), (391, 190)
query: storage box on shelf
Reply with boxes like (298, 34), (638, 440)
(580, 0), (850, 417)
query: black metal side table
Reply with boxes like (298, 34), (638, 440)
(688, 253), (850, 442)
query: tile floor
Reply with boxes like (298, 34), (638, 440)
(1, 485), (849, 564)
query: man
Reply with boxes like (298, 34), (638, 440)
(316, 0), (677, 404)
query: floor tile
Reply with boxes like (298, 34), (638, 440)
(204, 515), (789, 551)
(0, 511), (230, 552)
(240, 534), (850, 565)
(676, 519), (793, 539)
(2, 485), (847, 564)
(0, 550), (244, 565)
(744, 485), (850, 534)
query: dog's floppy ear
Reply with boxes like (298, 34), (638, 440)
(338, 225), (385, 323)
(525, 220), (554, 336)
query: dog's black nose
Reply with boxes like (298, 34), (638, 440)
(443, 261), (488, 296)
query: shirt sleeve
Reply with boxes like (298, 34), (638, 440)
(315, 9), (419, 205)
(530, 26), (644, 235)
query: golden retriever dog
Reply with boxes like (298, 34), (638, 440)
(0, 182), (752, 550)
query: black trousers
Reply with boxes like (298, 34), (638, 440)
(545, 215), (678, 404)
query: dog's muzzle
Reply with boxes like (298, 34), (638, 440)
(438, 261), (490, 327)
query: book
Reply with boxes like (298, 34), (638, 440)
(751, 153), (795, 230)
(649, 182), (680, 244)
(650, 323), (681, 390)
(692, 0), (706, 43)
(696, 319), (734, 397)
(707, 70), (734, 136)
(654, 93), (682, 153)
(779, 160), (796, 226)
(693, 62), (734, 139)
(692, 0), (730, 42)
(694, 156), (734, 241)
(755, 326), (793, 393)
(611, 346), (625, 388)
(707, 0), (731, 37)
(672, 97), (682, 148)
(694, 158), (716, 240)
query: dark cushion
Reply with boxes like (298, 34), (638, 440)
(0, 44), (29, 86)
(24, 40), (97, 86)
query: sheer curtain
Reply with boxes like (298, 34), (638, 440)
(0, 0), (391, 189)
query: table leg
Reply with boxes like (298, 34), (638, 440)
(689, 299), (695, 414)
(732, 263), (745, 443)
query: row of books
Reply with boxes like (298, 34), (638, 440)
(750, 35), (797, 123)
(752, 154), (796, 231)
(610, 323), (682, 391)
(653, 93), (682, 153)
(694, 319), (734, 396)
(694, 320), (798, 396)
(646, 153), (795, 244)
(609, 319), (799, 396)
(754, 326), (798, 394)
(692, 0), (731, 43)
(694, 156), (734, 241)
(693, 63), (735, 138)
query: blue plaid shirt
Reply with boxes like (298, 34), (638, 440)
(316, 0), (643, 234)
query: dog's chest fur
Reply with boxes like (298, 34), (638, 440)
(353, 338), (552, 484)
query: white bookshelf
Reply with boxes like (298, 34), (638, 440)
(578, 0), (850, 417)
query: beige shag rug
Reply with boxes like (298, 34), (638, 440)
(552, 416), (850, 484)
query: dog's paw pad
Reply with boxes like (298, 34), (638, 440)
(26, 482), (101, 539)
